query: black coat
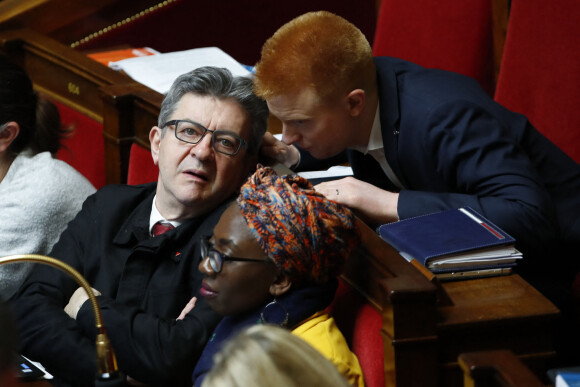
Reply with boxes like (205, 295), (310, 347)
(10, 183), (225, 386)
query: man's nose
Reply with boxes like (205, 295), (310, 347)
(281, 125), (300, 145)
(190, 132), (215, 159)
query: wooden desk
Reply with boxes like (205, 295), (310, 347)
(459, 349), (549, 387)
(436, 275), (559, 387)
(344, 222), (560, 387)
(379, 273), (559, 387)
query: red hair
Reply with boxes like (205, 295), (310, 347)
(254, 11), (375, 101)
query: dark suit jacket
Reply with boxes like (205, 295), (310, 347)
(10, 183), (225, 386)
(307, 57), (580, 262)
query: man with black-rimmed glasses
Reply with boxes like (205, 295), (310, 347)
(10, 67), (268, 387)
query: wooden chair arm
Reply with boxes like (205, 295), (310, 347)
(459, 350), (548, 387)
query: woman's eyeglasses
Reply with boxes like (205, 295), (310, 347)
(200, 236), (271, 273)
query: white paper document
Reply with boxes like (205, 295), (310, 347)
(297, 166), (354, 180)
(271, 134), (353, 179)
(110, 47), (252, 94)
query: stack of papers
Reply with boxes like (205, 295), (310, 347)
(109, 47), (252, 94)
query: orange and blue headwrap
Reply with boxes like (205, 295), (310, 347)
(237, 165), (360, 284)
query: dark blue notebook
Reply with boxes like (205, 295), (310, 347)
(377, 207), (522, 273)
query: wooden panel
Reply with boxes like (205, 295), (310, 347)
(436, 275), (558, 387)
(0, 0), (116, 36)
(0, 0), (164, 46)
(0, 28), (131, 121)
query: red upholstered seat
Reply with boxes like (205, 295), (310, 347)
(127, 143), (158, 185)
(54, 101), (106, 189)
(494, 0), (580, 163)
(373, 0), (495, 95)
(329, 279), (385, 387)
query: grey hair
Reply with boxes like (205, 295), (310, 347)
(158, 66), (269, 155)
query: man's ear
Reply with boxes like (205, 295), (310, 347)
(345, 89), (366, 117)
(269, 272), (292, 297)
(0, 122), (20, 152)
(149, 126), (162, 166)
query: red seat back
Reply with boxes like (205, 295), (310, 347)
(373, 0), (495, 95)
(54, 100), (106, 188)
(329, 279), (385, 387)
(494, 0), (580, 163)
(127, 143), (158, 185)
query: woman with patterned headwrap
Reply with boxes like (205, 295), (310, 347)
(192, 165), (364, 386)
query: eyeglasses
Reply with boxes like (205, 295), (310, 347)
(201, 236), (270, 273)
(162, 119), (248, 156)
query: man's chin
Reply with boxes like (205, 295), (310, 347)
(156, 190), (209, 218)
(308, 148), (340, 160)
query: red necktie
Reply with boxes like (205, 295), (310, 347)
(152, 221), (175, 236)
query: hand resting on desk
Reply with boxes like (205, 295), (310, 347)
(314, 176), (400, 225)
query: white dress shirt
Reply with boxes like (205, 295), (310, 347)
(350, 106), (404, 190)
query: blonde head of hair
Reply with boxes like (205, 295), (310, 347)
(201, 324), (352, 387)
(254, 11), (375, 102)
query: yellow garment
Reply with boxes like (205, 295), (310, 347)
(292, 311), (365, 387)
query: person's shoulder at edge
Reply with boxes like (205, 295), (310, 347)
(5, 151), (94, 192)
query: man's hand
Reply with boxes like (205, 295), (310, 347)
(259, 132), (300, 168)
(64, 287), (101, 320)
(177, 297), (197, 320)
(314, 176), (400, 225)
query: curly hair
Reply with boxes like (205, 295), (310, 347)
(236, 165), (360, 285)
